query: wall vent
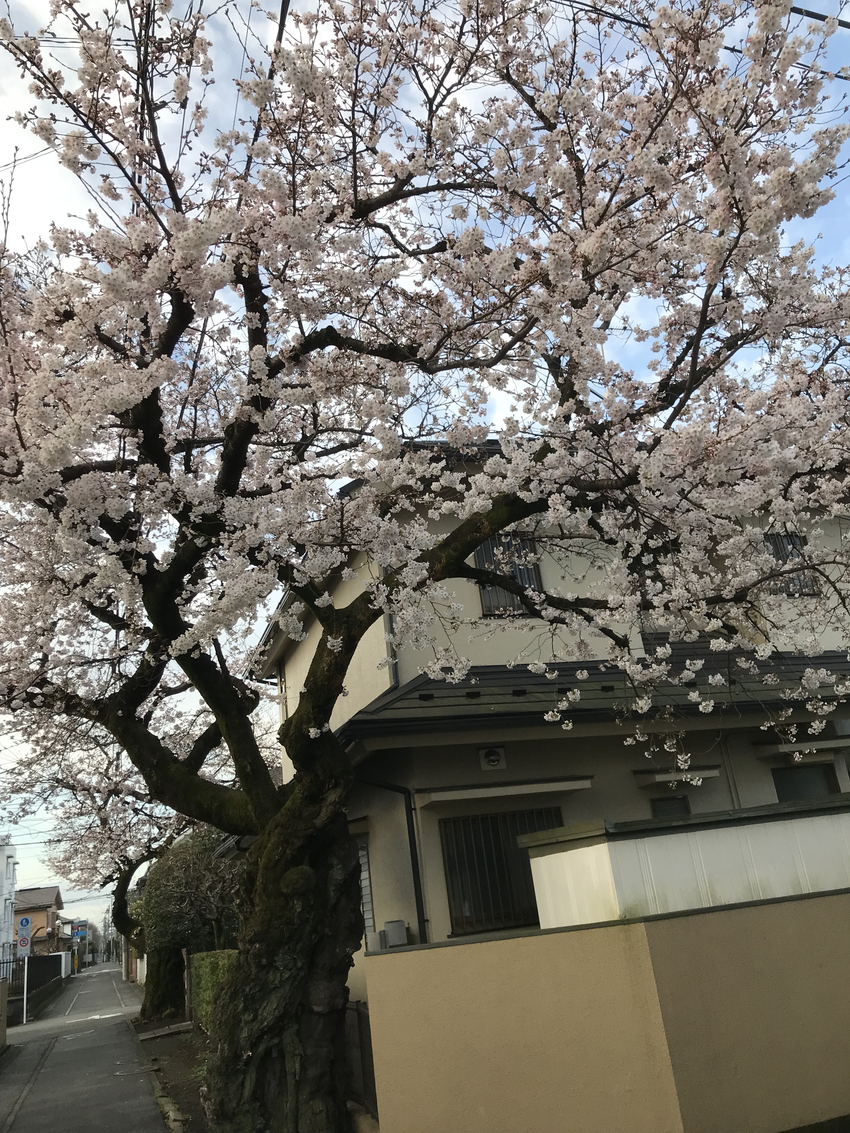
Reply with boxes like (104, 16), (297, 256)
(479, 747), (507, 771)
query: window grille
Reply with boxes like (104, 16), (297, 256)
(474, 535), (543, 616)
(439, 807), (561, 936)
(772, 763), (839, 803)
(356, 837), (375, 934)
(650, 794), (691, 820)
(764, 532), (819, 597)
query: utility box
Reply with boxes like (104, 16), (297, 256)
(384, 920), (408, 948)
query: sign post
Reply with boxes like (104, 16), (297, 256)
(18, 916), (31, 1025)
(71, 921), (87, 972)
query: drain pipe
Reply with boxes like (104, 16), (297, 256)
(355, 776), (428, 945)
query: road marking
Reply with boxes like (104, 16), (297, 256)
(111, 978), (128, 1008)
(0, 1037), (56, 1132)
(63, 992), (81, 1016)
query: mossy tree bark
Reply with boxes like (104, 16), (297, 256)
(141, 945), (187, 1020)
(204, 744), (362, 1133)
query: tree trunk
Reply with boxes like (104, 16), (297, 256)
(141, 945), (186, 1020)
(203, 764), (362, 1133)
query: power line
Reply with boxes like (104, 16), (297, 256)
(12, 34), (134, 45)
(561, 0), (850, 82)
(0, 148), (54, 174)
(790, 6), (850, 31)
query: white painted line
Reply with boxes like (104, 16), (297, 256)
(111, 978), (128, 1008)
(64, 992), (81, 1016)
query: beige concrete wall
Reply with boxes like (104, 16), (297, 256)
(646, 892), (850, 1133)
(279, 559), (393, 733)
(365, 924), (683, 1133)
(392, 568), (642, 687)
(365, 891), (850, 1133)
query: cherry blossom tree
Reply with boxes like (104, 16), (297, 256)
(3, 0), (850, 1128)
(0, 719), (189, 994)
(0, 720), (189, 888)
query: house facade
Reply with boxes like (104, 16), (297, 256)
(256, 524), (850, 1133)
(14, 886), (65, 957)
(0, 836), (16, 965)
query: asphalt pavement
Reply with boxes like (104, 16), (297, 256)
(0, 963), (167, 1133)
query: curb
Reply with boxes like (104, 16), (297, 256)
(150, 1073), (186, 1133)
(138, 1022), (193, 1041)
(125, 1018), (187, 1133)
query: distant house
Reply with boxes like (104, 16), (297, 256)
(14, 886), (64, 956)
(0, 836), (16, 964)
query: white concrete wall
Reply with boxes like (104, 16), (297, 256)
(530, 808), (850, 928)
(50, 950), (72, 978)
(0, 842), (16, 961)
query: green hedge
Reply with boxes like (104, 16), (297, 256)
(191, 949), (238, 1033)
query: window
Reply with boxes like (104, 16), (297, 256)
(474, 535), (543, 616)
(764, 532), (819, 597)
(772, 763), (839, 803)
(356, 836), (375, 934)
(650, 794), (691, 820)
(439, 806), (560, 935)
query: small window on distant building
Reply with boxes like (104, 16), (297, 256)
(772, 763), (839, 803)
(474, 535), (543, 617)
(356, 836), (375, 934)
(650, 794), (691, 820)
(764, 532), (819, 596)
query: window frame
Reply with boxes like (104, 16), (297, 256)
(764, 532), (820, 597)
(473, 534), (543, 617)
(771, 762), (840, 803)
(439, 805), (561, 936)
(649, 794), (692, 820)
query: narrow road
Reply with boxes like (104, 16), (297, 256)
(0, 963), (167, 1133)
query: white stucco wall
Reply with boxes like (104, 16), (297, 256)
(530, 807), (850, 928)
(0, 840), (16, 962)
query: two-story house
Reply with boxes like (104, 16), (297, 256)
(14, 886), (64, 957)
(254, 517), (850, 1133)
(0, 836), (17, 965)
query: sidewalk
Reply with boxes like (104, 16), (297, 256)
(0, 964), (167, 1133)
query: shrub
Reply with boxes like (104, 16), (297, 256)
(191, 950), (239, 1033)
(144, 827), (243, 954)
